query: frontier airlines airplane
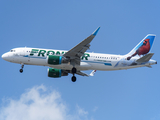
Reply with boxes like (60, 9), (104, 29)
(2, 27), (157, 82)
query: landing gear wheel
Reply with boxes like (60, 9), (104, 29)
(72, 67), (77, 74)
(20, 64), (24, 73)
(20, 69), (23, 73)
(72, 76), (76, 82)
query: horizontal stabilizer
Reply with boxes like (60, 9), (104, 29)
(90, 70), (96, 76)
(136, 53), (154, 63)
(146, 65), (152, 68)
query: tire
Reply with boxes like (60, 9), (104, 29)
(20, 69), (23, 73)
(72, 76), (76, 82)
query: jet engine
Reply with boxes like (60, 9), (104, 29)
(48, 68), (68, 78)
(47, 55), (69, 65)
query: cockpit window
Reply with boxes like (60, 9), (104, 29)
(10, 50), (16, 52)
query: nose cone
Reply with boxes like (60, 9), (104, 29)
(2, 53), (10, 61)
(2, 53), (7, 60)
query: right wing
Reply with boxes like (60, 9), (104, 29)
(63, 27), (100, 65)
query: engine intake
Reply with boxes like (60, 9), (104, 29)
(48, 68), (68, 78)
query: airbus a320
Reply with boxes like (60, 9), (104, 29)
(2, 27), (157, 82)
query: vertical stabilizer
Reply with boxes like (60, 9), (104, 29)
(126, 34), (156, 60)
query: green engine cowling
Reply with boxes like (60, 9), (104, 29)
(48, 68), (68, 78)
(47, 55), (62, 65)
(47, 55), (69, 65)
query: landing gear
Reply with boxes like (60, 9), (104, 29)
(71, 67), (77, 82)
(20, 64), (24, 73)
(20, 69), (23, 73)
(72, 76), (76, 82)
(72, 67), (77, 74)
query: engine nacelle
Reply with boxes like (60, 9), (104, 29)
(47, 55), (68, 65)
(48, 68), (68, 78)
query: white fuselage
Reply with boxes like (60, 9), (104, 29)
(2, 47), (157, 71)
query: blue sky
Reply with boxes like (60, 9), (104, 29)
(0, 0), (160, 120)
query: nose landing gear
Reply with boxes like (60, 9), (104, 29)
(71, 67), (77, 82)
(19, 64), (24, 73)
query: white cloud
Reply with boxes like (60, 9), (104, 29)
(76, 105), (88, 116)
(92, 106), (98, 112)
(0, 85), (92, 120)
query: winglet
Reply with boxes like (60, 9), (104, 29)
(90, 70), (97, 76)
(92, 27), (100, 36)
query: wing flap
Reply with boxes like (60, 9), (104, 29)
(76, 71), (89, 77)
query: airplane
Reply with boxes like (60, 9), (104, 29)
(1, 27), (157, 82)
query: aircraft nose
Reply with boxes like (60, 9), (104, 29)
(2, 53), (9, 61)
(2, 53), (5, 59)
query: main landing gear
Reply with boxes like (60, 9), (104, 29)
(19, 64), (24, 73)
(71, 67), (77, 82)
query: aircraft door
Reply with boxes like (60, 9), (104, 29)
(20, 49), (26, 56)
(19, 48), (29, 63)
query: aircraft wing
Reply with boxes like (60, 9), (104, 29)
(76, 70), (97, 77)
(76, 71), (89, 76)
(136, 53), (154, 63)
(63, 27), (100, 65)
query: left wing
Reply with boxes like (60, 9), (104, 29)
(63, 27), (100, 65)
(76, 70), (97, 77)
(76, 71), (89, 76)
